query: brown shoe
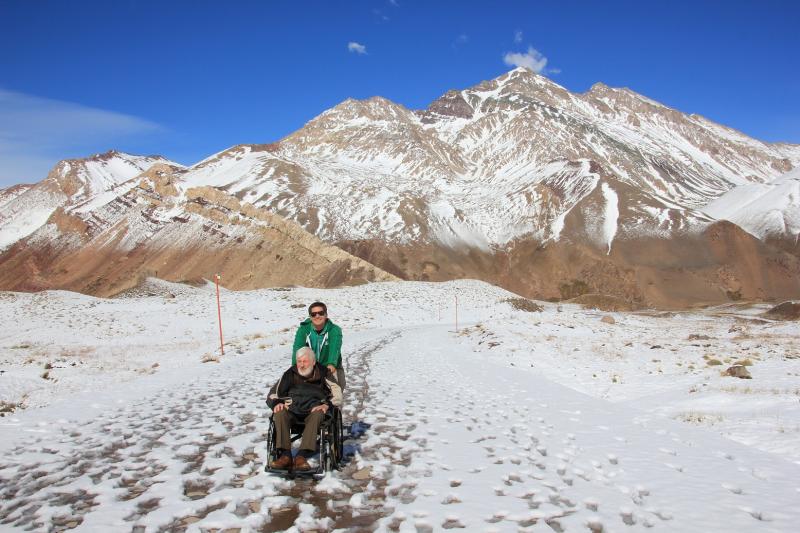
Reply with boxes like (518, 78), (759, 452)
(269, 454), (292, 470)
(293, 455), (312, 471)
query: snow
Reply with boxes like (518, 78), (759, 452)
(68, 180), (140, 215)
(1, 279), (799, 531)
(702, 168), (800, 240)
(179, 148), (270, 191)
(0, 201), (59, 251)
(600, 182), (619, 254)
(59, 71), (792, 253)
(179, 71), (783, 247)
(5, 72), (799, 260)
(429, 200), (492, 250)
(65, 153), (174, 202)
(0, 152), (181, 252)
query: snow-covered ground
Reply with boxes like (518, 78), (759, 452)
(1, 279), (799, 531)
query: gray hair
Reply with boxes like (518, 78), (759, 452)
(295, 346), (316, 362)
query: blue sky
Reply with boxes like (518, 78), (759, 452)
(1, 0), (798, 186)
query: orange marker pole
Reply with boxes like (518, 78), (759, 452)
(455, 292), (459, 333)
(215, 273), (224, 355)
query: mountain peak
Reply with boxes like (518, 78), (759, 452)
(95, 149), (122, 160)
(311, 95), (414, 127)
(587, 81), (611, 94)
(44, 151), (177, 199)
(57, 149), (168, 167)
(497, 66), (561, 89)
(504, 65), (539, 80)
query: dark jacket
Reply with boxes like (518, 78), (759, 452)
(292, 318), (343, 368)
(267, 362), (342, 416)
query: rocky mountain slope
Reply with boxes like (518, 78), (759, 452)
(0, 151), (170, 251)
(168, 68), (800, 306)
(178, 68), (799, 246)
(1, 68), (798, 306)
(0, 159), (397, 296)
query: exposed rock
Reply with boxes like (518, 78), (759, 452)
(417, 90), (474, 122)
(763, 301), (800, 320)
(600, 315), (616, 324)
(352, 466), (372, 480)
(724, 365), (752, 379)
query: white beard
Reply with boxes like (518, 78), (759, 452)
(298, 363), (315, 378)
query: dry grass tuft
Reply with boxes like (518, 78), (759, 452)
(568, 293), (639, 312)
(503, 298), (543, 313)
(0, 401), (21, 416)
(675, 412), (724, 425)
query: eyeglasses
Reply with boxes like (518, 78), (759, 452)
(310, 311), (326, 318)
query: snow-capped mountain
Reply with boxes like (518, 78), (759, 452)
(2, 68), (799, 306)
(175, 68), (798, 251)
(151, 68), (799, 306)
(0, 150), (175, 251)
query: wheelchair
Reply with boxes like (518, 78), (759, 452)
(265, 406), (344, 476)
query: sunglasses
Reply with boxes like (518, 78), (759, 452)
(310, 311), (326, 318)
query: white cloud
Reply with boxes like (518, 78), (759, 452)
(503, 46), (551, 74)
(0, 89), (161, 186)
(453, 34), (468, 48)
(371, 9), (389, 22)
(514, 30), (523, 44)
(348, 41), (368, 55)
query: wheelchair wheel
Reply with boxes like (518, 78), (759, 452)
(317, 419), (333, 473)
(331, 409), (343, 467)
(266, 419), (273, 454)
(264, 417), (277, 472)
(321, 438), (333, 472)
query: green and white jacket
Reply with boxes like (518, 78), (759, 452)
(291, 318), (343, 368)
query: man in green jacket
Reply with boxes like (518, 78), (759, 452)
(292, 301), (345, 389)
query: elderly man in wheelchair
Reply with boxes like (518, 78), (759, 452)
(266, 347), (343, 473)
